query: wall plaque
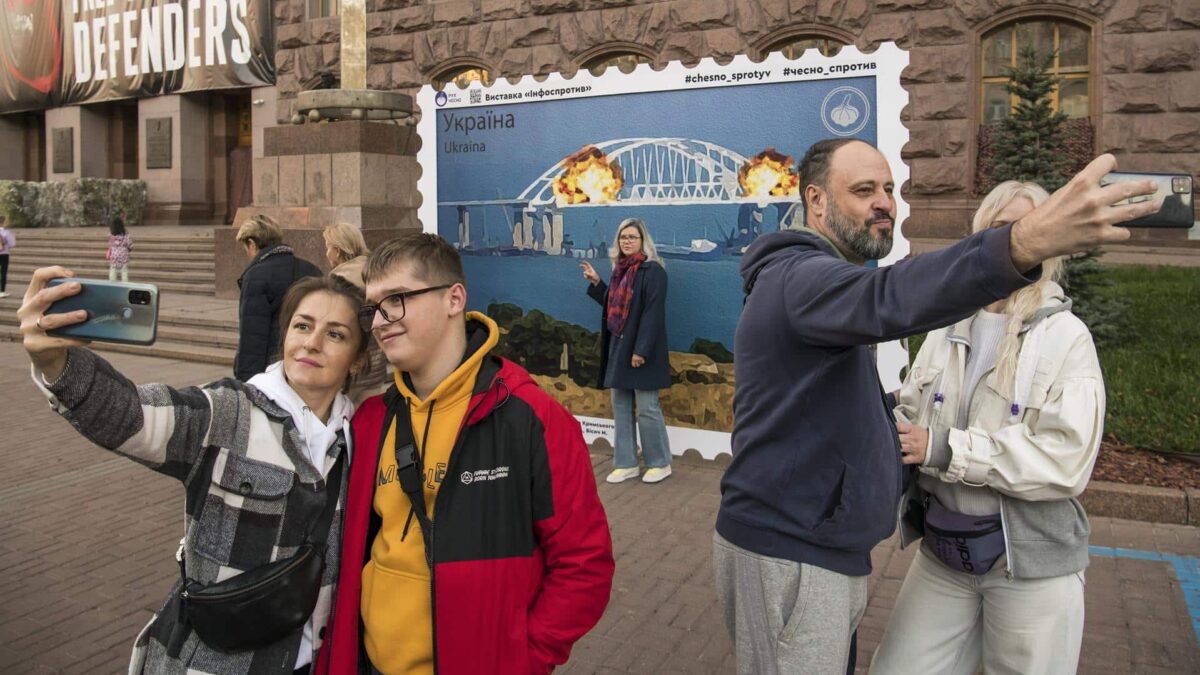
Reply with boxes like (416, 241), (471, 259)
(146, 117), (172, 169)
(51, 127), (73, 174)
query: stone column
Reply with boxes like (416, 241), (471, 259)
(45, 105), (110, 181)
(0, 116), (28, 180)
(138, 94), (213, 224)
(341, 0), (367, 91)
(217, 120), (421, 299)
(250, 86), (277, 160)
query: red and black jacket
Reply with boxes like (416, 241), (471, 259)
(316, 347), (614, 674)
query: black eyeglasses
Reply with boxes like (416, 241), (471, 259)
(358, 285), (451, 331)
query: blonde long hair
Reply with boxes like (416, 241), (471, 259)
(324, 222), (370, 267)
(609, 217), (664, 267)
(972, 181), (1064, 397)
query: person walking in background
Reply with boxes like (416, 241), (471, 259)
(19, 268), (370, 673)
(0, 220), (13, 297)
(869, 182), (1103, 675)
(581, 217), (673, 485)
(234, 214), (321, 381)
(106, 217), (133, 282)
(324, 221), (390, 404)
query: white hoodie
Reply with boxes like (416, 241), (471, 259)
(247, 362), (356, 476)
(246, 361), (355, 668)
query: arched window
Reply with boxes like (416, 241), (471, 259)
(308, 0), (337, 18)
(980, 19), (1090, 123)
(764, 36), (845, 59)
(432, 65), (494, 91)
(583, 52), (651, 76)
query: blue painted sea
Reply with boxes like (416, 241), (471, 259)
(463, 252), (745, 352)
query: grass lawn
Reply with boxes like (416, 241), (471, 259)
(1095, 265), (1200, 454)
(906, 264), (1200, 454)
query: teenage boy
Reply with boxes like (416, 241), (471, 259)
(317, 233), (614, 675)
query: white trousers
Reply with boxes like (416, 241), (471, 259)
(870, 548), (1085, 675)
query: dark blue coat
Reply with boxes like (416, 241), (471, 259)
(587, 261), (671, 391)
(718, 225), (1039, 577)
(235, 244), (321, 381)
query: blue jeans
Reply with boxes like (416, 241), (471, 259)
(611, 388), (672, 469)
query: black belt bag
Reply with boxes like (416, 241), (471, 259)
(176, 457), (344, 654)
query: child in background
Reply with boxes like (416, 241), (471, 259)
(106, 217), (133, 282)
(0, 221), (13, 298)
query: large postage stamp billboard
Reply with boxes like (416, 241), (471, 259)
(417, 44), (909, 459)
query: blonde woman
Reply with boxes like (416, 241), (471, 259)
(323, 222), (390, 404)
(580, 218), (673, 484)
(324, 222), (370, 284)
(870, 182), (1103, 675)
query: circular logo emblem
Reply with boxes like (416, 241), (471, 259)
(435, 90), (449, 107)
(460, 471), (473, 484)
(820, 86), (871, 137)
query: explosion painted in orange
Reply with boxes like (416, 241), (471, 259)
(739, 148), (800, 199)
(553, 146), (624, 206)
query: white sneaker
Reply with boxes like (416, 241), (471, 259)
(606, 467), (641, 484)
(642, 466), (672, 484)
(0, 292), (9, 298)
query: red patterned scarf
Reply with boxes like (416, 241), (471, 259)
(606, 252), (645, 336)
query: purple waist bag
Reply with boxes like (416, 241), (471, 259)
(921, 498), (1005, 576)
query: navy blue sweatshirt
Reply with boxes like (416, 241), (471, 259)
(716, 225), (1038, 576)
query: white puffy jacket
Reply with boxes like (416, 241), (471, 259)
(894, 281), (1104, 578)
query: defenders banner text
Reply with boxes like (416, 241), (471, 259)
(0, 0), (274, 114)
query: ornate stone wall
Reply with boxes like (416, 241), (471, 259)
(271, 0), (1199, 239)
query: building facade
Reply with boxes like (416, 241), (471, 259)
(2, 0), (1197, 239)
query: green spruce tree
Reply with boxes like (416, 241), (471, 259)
(990, 46), (1070, 190)
(988, 46), (1131, 346)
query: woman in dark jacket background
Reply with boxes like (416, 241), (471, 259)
(581, 217), (673, 484)
(235, 214), (321, 381)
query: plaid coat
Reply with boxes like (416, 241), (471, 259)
(36, 348), (349, 674)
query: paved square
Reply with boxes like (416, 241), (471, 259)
(0, 343), (1196, 673)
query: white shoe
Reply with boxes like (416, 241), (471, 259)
(642, 466), (672, 483)
(0, 292), (8, 298)
(606, 467), (641, 484)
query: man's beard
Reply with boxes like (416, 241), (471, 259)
(826, 198), (893, 261)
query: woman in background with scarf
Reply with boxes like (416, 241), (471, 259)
(581, 217), (673, 484)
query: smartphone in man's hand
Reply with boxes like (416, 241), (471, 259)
(45, 278), (159, 345)
(1101, 172), (1194, 228)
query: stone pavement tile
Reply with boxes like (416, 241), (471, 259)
(1151, 523), (1200, 556)
(3, 342), (1200, 674)
(1109, 519), (1164, 551)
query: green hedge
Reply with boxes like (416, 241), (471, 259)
(906, 266), (1200, 454)
(0, 178), (147, 228)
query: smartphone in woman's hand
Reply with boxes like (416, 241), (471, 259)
(45, 278), (159, 345)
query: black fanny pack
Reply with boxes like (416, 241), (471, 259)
(175, 456), (343, 654)
(921, 497), (1005, 576)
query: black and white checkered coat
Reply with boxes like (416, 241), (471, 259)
(37, 348), (348, 674)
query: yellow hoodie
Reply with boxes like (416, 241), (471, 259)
(361, 313), (499, 675)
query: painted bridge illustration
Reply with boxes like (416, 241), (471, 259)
(439, 137), (803, 256)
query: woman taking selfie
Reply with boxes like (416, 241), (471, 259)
(18, 267), (368, 674)
(870, 181), (1104, 675)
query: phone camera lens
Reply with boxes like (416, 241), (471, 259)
(129, 290), (151, 305)
(1172, 177), (1190, 194)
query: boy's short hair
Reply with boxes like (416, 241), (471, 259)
(364, 232), (466, 287)
(235, 214), (284, 249)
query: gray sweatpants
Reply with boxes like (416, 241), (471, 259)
(714, 532), (867, 675)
